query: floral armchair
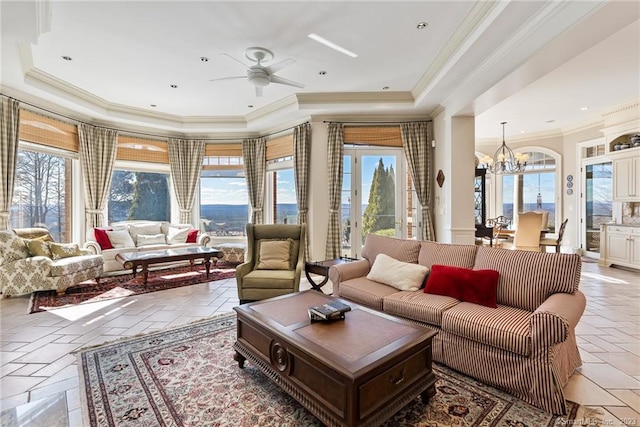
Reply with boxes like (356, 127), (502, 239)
(0, 230), (103, 297)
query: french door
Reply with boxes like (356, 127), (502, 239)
(341, 147), (415, 258)
(581, 160), (613, 257)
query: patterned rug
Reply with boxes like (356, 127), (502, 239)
(77, 313), (603, 427)
(28, 262), (238, 314)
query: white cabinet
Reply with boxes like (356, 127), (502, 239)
(613, 155), (640, 201)
(600, 225), (640, 270)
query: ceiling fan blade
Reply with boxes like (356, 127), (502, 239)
(265, 58), (295, 74)
(270, 74), (305, 89)
(255, 86), (263, 97)
(209, 76), (246, 82)
(221, 53), (250, 70)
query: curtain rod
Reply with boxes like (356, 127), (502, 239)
(323, 119), (433, 125)
(3, 93), (308, 142)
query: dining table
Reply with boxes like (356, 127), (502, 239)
(495, 228), (550, 241)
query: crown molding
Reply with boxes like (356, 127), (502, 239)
(297, 92), (415, 109)
(312, 112), (430, 123)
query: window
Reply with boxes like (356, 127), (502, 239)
(200, 169), (248, 236)
(266, 157), (298, 224)
(11, 147), (72, 242)
(108, 170), (171, 222)
(584, 144), (605, 158)
(200, 144), (248, 236)
(501, 150), (557, 231)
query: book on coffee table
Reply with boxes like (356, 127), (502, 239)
(308, 301), (351, 322)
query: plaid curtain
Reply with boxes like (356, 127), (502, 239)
(242, 137), (266, 224)
(0, 97), (20, 230)
(401, 121), (435, 241)
(168, 139), (206, 224)
(78, 123), (118, 230)
(293, 122), (311, 259)
(325, 123), (344, 258)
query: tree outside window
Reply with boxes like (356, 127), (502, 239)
(11, 149), (71, 242)
(362, 158), (396, 238)
(108, 170), (170, 223)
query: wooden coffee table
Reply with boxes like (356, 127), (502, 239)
(115, 246), (223, 284)
(233, 291), (437, 427)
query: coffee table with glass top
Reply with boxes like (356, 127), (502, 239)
(233, 290), (437, 427)
(115, 246), (223, 285)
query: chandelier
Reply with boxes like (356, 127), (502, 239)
(480, 122), (528, 175)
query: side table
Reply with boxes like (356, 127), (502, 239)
(304, 257), (359, 293)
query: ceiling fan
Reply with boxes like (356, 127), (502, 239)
(210, 47), (305, 97)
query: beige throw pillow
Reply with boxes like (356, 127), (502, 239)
(367, 253), (429, 291)
(25, 239), (52, 258)
(255, 239), (292, 270)
(129, 223), (162, 244)
(49, 242), (83, 260)
(137, 233), (166, 246)
(106, 229), (136, 248)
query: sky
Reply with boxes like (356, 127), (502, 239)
(200, 155), (397, 206)
(199, 155), (563, 209)
(501, 172), (556, 206)
(200, 169), (297, 205)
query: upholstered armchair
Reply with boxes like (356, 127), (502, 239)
(236, 224), (306, 304)
(0, 229), (103, 297)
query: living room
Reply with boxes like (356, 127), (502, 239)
(1, 1), (639, 426)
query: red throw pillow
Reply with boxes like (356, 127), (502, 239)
(94, 228), (114, 250)
(186, 229), (199, 243)
(424, 264), (499, 308)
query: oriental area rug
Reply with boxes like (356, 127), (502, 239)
(77, 313), (603, 427)
(28, 262), (238, 314)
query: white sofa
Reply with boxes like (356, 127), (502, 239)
(83, 221), (211, 274)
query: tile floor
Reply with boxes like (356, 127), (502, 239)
(0, 261), (639, 426)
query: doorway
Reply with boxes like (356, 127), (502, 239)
(342, 148), (414, 257)
(582, 161), (613, 256)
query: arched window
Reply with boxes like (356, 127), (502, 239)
(500, 148), (560, 232)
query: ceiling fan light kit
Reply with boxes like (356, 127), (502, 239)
(210, 47), (304, 97)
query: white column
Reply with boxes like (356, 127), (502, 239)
(433, 113), (476, 244)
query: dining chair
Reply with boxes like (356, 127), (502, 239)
(481, 217), (508, 247)
(512, 212), (543, 251)
(489, 215), (513, 247)
(540, 218), (569, 253)
(532, 210), (549, 231)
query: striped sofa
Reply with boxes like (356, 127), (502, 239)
(329, 234), (585, 415)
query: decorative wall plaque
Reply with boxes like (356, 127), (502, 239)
(436, 170), (445, 188)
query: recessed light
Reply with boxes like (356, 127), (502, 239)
(308, 33), (358, 58)
(417, 22), (428, 30)
(319, 71), (327, 76)
(580, 106), (588, 111)
(62, 56), (72, 61)
(546, 119), (555, 123)
(248, 105), (254, 108)
(200, 57), (209, 62)
(170, 84), (178, 89)
(150, 104), (157, 108)
(382, 86), (390, 90)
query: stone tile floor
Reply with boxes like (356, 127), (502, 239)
(0, 261), (639, 426)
